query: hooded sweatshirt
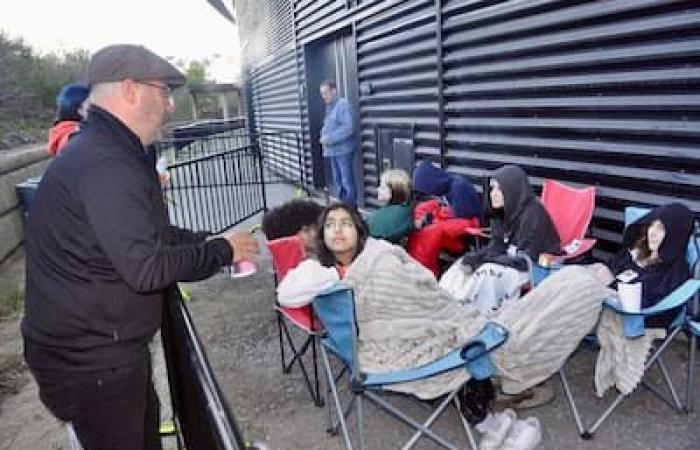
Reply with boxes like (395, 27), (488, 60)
(488, 165), (561, 259)
(47, 120), (80, 156)
(413, 160), (482, 219)
(607, 203), (694, 326)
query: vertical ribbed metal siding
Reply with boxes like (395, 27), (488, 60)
(441, 0), (700, 255)
(250, 45), (304, 181)
(266, 0), (295, 56)
(355, 0), (440, 208)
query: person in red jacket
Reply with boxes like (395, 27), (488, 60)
(47, 83), (90, 156)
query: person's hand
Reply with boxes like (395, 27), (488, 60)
(224, 231), (260, 263)
(320, 136), (327, 145)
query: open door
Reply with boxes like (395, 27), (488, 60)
(304, 28), (363, 206)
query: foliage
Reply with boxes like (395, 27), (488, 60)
(0, 32), (90, 149)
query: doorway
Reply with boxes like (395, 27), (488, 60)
(303, 28), (362, 206)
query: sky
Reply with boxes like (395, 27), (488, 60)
(1, 0), (241, 82)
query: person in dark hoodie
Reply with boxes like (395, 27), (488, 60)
(485, 164), (561, 259)
(593, 203), (694, 327)
(441, 165), (561, 315)
(47, 83), (90, 156)
(413, 159), (482, 219)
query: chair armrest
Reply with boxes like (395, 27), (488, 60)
(604, 279), (700, 317)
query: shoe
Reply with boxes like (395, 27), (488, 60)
(500, 417), (541, 450)
(475, 409), (516, 450)
(496, 383), (554, 410)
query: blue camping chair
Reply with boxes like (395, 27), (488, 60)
(313, 285), (508, 450)
(557, 206), (700, 439)
(683, 220), (700, 412)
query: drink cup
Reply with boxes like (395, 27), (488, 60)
(617, 282), (642, 313)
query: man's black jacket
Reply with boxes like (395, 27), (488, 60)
(22, 106), (233, 372)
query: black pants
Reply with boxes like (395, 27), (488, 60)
(31, 357), (161, 450)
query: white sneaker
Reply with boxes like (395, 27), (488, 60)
(476, 408), (516, 450)
(500, 417), (541, 450)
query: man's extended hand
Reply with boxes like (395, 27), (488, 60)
(224, 231), (260, 263)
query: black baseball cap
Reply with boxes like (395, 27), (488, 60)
(87, 44), (186, 89)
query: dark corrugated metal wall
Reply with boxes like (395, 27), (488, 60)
(240, 0), (700, 254)
(356, 0), (441, 208)
(250, 45), (305, 181)
(440, 0), (700, 255)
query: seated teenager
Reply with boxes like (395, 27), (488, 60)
(266, 200), (338, 307)
(367, 169), (414, 245)
(262, 199), (324, 255)
(591, 203), (694, 327)
(277, 203), (609, 406)
(440, 165), (561, 316)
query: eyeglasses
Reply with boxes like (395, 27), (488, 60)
(137, 81), (173, 100)
(324, 219), (355, 230)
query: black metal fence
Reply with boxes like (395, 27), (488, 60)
(154, 129), (305, 234)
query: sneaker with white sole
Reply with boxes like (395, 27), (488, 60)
(500, 417), (541, 450)
(475, 408), (516, 450)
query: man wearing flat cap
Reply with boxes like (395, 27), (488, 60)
(22, 44), (259, 450)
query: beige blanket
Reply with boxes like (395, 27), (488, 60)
(343, 238), (611, 398)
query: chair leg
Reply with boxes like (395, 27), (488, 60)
(312, 337), (323, 407)
(688, 332), (697, 413)
(401, 389), (464, 450)
(276, 314), (286, 373)
(320, 345), (354, 450)
(364, 391), (460, 450)
(589, 330), (680, 436)
(558, 367), (587, 438)
(655, 355), (685, 412)
(278, 318), (322, 405)
(357, 394), (365, 450)
(454, 396), (479, 450)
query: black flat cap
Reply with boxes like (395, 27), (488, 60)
(87, 44), (186, 89)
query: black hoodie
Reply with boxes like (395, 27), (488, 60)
(607, 203), (694, 326)
(487, 165), (561, 259)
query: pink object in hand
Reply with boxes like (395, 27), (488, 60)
(231, 260), (257, 278)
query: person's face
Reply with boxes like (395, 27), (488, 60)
(647, 219), (666, 253)
(320, 85), (337, 104)
(298, 225), (318, 253)
(323, 209), (358, 259)
(135, 80), (174, 145)
(490, 179), (504, 209)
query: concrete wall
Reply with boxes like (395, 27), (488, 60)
(0, 145), (50, 265)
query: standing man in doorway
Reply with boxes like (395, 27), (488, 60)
(319, 79), (356, 206)
(22, 44), (259, 450)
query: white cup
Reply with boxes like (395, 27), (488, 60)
(617, 282), (642, 313)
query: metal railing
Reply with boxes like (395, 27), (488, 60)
(154, 127), (305, 234)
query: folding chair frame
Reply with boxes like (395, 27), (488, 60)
(276, 307), (323, 406)
(266, 236), (324, 407)
(555, 210), (700, 439)
(684, 224), (700, 413)
(314, 286), (508, 450)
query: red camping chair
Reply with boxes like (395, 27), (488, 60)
(541, 179), (597, 260)
(266, 235), (323, 406)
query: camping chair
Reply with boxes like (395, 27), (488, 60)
(540, 179), (596, 260)
(683, 220), (700, 412)
(558, 206), (700, 439)
(313, 285), (508, 450)
(266, 235), (323, 406)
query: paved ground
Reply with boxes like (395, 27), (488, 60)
(0, 183), (698, 449)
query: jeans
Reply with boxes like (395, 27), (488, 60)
(31, 357), (161, 450)
(328, 152), (357, 206)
